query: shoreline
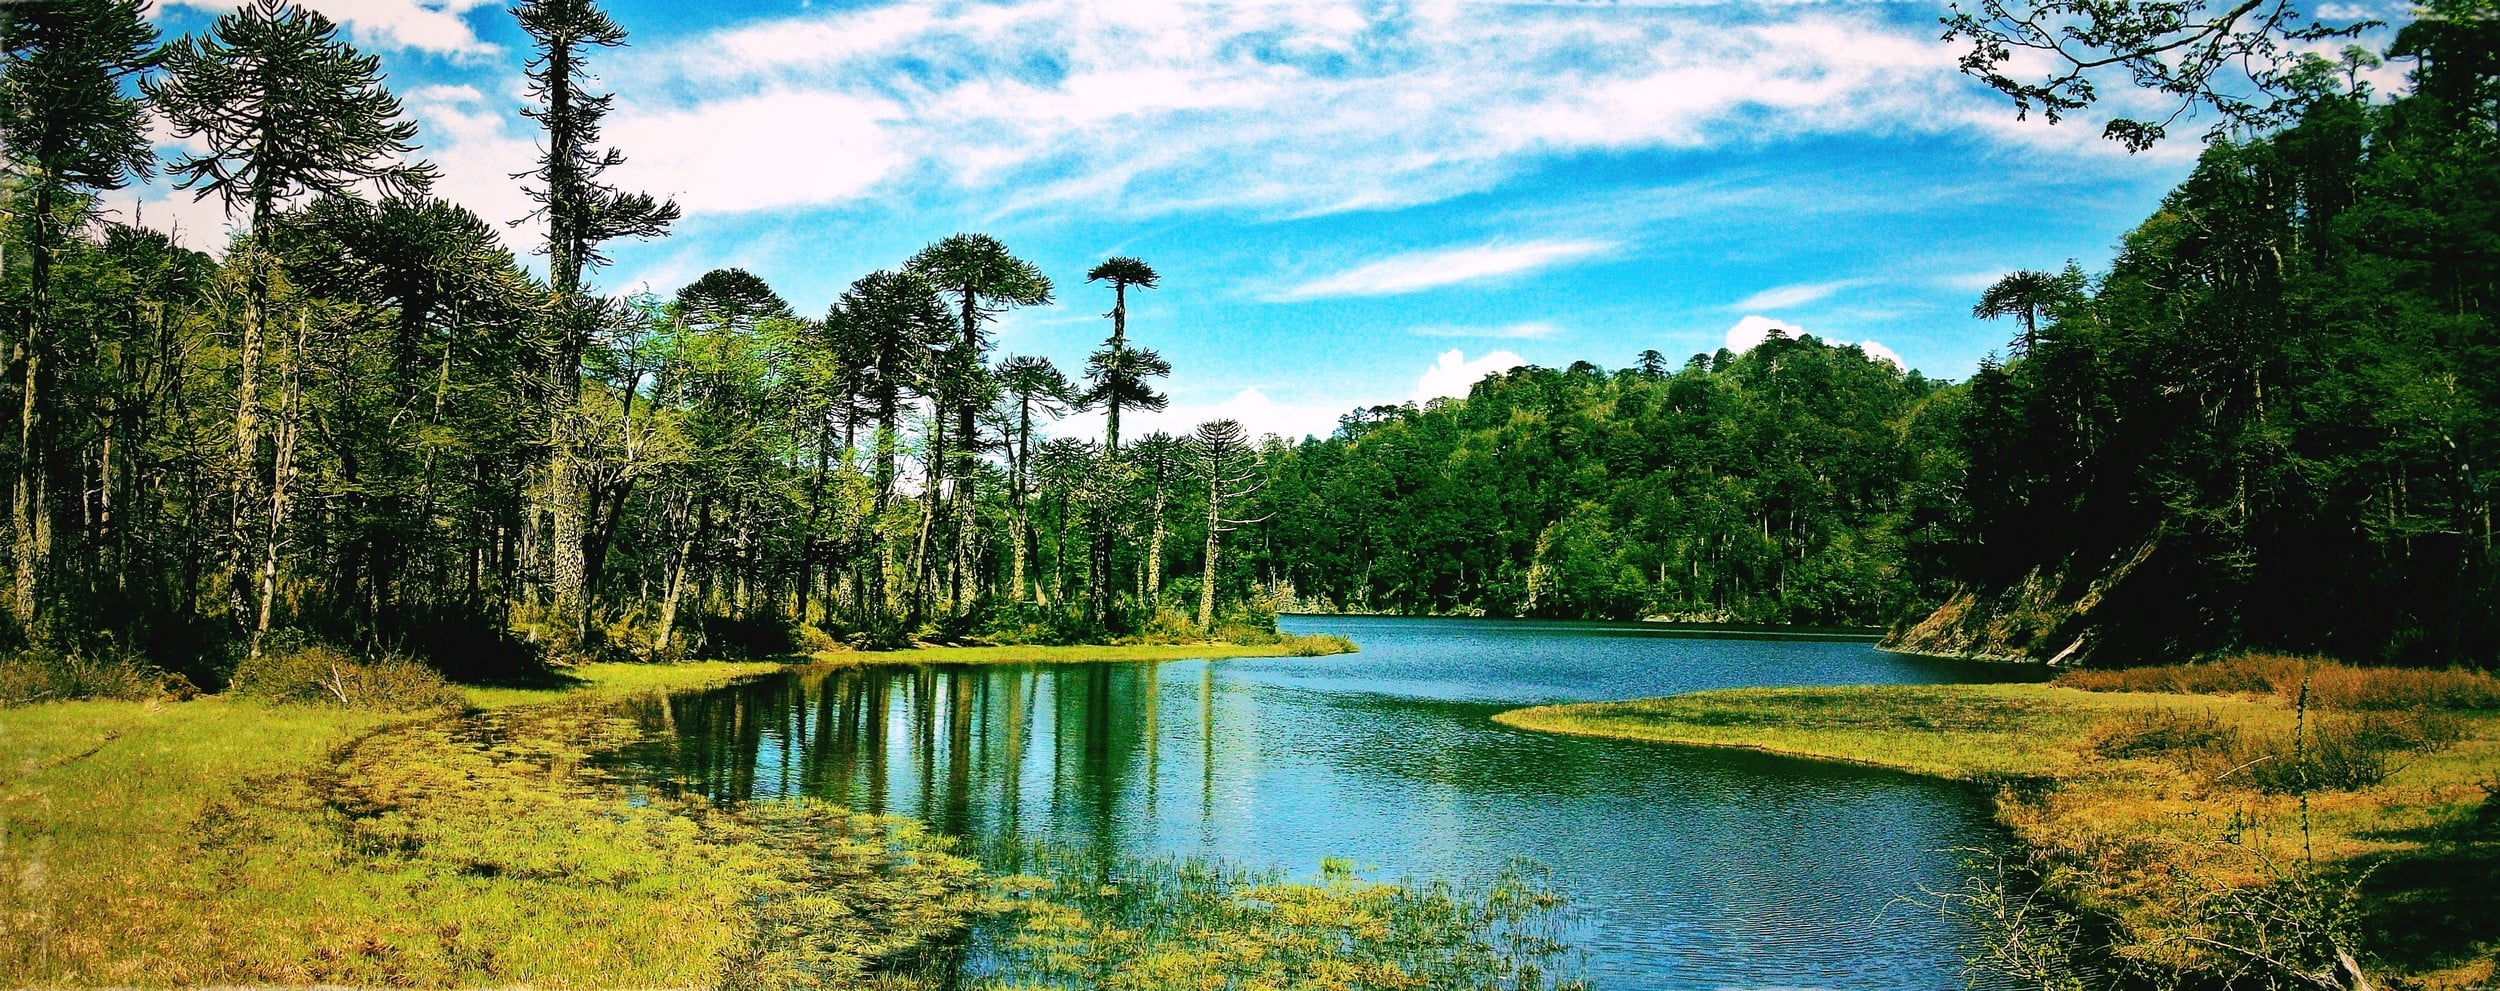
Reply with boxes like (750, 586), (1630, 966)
(1491, 680), (2500, 989)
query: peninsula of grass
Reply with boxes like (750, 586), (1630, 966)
(1494, 658), (2500, 989)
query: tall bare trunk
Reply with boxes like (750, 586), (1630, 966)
(12, 185), (51, 628)
(250, 315), (308, 656)
(1198, 491), (1223, 630)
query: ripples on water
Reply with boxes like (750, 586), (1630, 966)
(605, 616), (2035, 989)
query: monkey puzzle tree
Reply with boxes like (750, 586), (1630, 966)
(1085, 256), (1159, 453)
(1972, 267), (2084, 357)
(1131, 431), (1186, 607)
(513, 0), (678, 644)
(1189, 419), (1264, 629)
(905, 233), (1051, 609)
(996, 354), (1080, 602)
(148, 0), (435, 652)
(0, 0), (158, 631)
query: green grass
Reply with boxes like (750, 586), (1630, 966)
(462, 659), (789, 709)
(821, 634), (1357, 667)
(1495, 683), (2283, 780)
(1495, 678), (2500, 988)
(0, 660), (980, 987)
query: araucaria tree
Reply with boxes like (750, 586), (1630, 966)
(0, 0), (157, 633)
(514, 0), (679, 644)
(1085, 257), (1159, 453)
(1189, 418), (1263, 630)
(148, 0), (435, 654)
(905, 234), (1050, 613)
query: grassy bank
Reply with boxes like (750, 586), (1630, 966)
(0, 660), (979, 987)
(824, 633), (1356, 668)
(1495, 662), (2500, 989)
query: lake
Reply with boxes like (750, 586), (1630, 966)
(608, 616), (2036, 989)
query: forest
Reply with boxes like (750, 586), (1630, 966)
(2, 0), (2496, 702)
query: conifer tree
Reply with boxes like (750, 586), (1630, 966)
(149, 0), (434, 652)
(0, 0), (159, 630)
(513, 0), (678, 643)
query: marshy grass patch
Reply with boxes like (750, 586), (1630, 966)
(974, 849), (1587, 991)
(1495, 660), (2500, 988)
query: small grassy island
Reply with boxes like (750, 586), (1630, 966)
(1498, 657), (2500, 990)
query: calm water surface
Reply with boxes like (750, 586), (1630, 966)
(609, 616), (2036, 989)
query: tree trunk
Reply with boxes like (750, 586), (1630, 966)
(1147, 480), (1168, 607)
(250, 315), (309, 657)
(12, 183), (53, 628)
(1198, 492), (1223, 631)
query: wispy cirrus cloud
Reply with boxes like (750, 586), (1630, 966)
(1270, 240), (1613, 301)
(391, 0), (2159, 228)
(1411, 321), (1565, 340)
(1729, 278), (1870, 311)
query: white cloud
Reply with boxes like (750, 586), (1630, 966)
(1723, 314), (1791, 353)
(99, 188), (237, 253)
(1412, 321), (1563, 340)
(1271, 240), (1611, 301)
(607, 89), (906, 215)
(1730, 279), (1866, 311)
(1056, 387), (1349, 444)
(586, 0), (2144, 222)
(1415, 349), (1526, 403)
(402, 84), (539, 235)
(1723, 315), (1902, 368)
(174, 0), (503, 57)
(1942, 268), (2010, 291)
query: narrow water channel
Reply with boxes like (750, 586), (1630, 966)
(607, 616), (2038, 989)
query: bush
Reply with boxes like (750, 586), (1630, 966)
(1281, 633), (1358, 657)
(228, 644), (464, 712)
(2090, 709), (2239, 760)
(0, 646), (175, 705)
(2223, 711), (2458, 794)
(1137, 607), (1205, 645)
(2057, 654), (2500, 712)
(2296, 664), (2500, 711)
(2236, 724), (2395, 794)
(694, 612), (801, 660)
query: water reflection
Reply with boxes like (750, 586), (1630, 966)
(606, 618), (2025, 989)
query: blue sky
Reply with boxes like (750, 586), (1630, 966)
(128, 0), (2231, 440)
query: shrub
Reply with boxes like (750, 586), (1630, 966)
(2296, 665), (2500, 711)
(2223, 712), (2457, 794)
(228, 644), (464, 712)
(1280, 633), (1358, 657)
(1136, 607), (1205, 645)
(2235, 725), (2394, 794)
(2089, 709), (2239, 760)
(694, 612), (801, 660)
(2055, 654), (2311, 696)
(2057, 654), (2500, 712)
(0, 646), (173, 705)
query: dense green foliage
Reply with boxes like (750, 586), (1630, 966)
(1240, 343), (1957, 625)
(0, 0), (1310, 688)
(1, 0), (2494, 688)
(1923, 5), (2500, 666)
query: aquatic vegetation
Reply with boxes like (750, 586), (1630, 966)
(974, 848), (1587, 991)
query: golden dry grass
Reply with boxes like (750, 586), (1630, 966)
(1494, 664), (2500, 988)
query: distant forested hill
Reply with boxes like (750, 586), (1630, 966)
(1239, 340), (1965, 627)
